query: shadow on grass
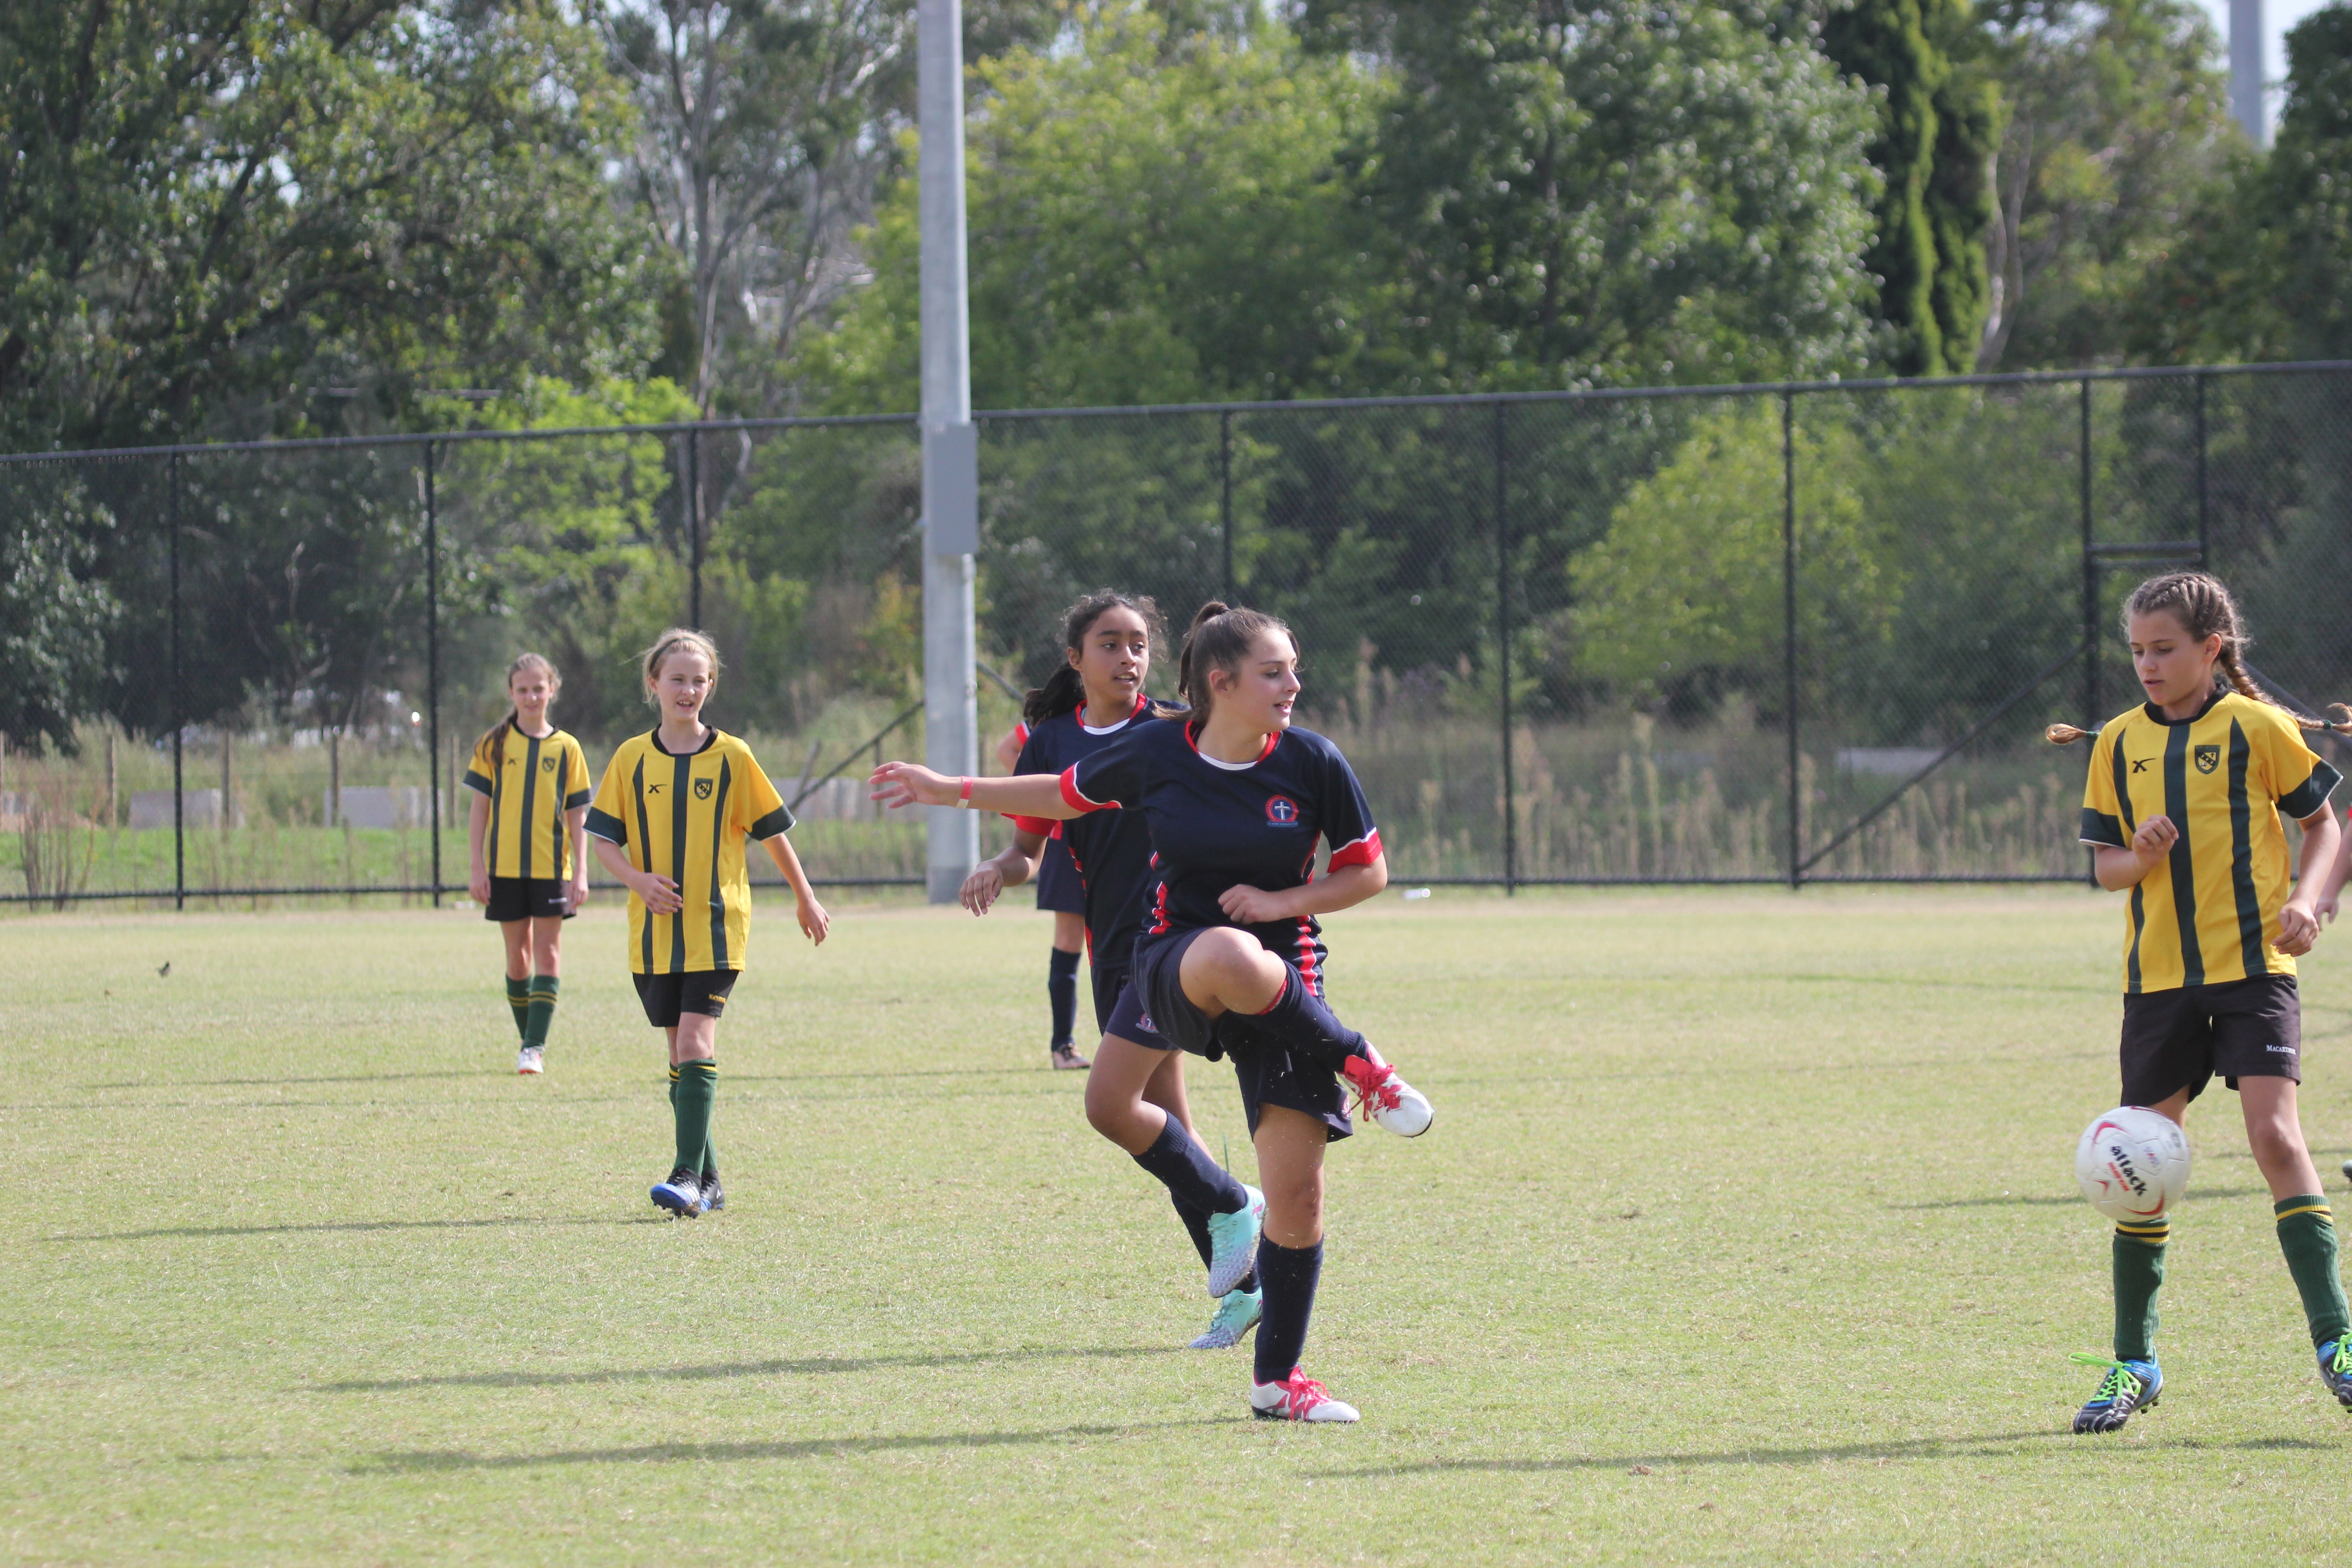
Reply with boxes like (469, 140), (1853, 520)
(353, 1416), (1224, 1472)
(316, 1343), (1186, 1393)
(50, 1216), (629, 1242)
(85, 1070), (490, 1089)
(1892, 1186), (2274, 1210)
(1310, 1427), (2215, 1478)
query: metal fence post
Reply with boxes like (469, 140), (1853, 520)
(688, 427), (703, 629)
(1783, 391), (1799, 891)
(426, 441), (442, 908)
(2081, 377), (2097, 732)
(1220, 409), (1234, 602)
(2195, 373), (2210, 564)
(170, 452), (185, 912)
(1494, 402), (1515, 893)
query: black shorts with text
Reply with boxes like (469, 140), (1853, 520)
(2119, 973), (2301, 1105)
(1130, 928), (1353, 1142)
(484, 876), (572, 923)
(633, 969), (739, 1028)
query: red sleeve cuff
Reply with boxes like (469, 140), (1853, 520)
(1007, 814), (1057, 836)
(1328, 828), (1382, 870)
(1060, 766), (1114, 813)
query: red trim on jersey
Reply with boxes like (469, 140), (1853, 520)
(1147, 879), (1171, 935)
(1294, 917), (1320, 990)
(1009, 814), (1057, 837)
(1059, 766), (1115, 813)
(1327, 828), (1382, 871)
(1183, 721), (1280, 764)
(1013, 720), (1031, 745)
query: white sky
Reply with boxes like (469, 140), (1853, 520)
(2191, 0), (2339, 137)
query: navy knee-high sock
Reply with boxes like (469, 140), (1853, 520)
(1132, 1113), (1247, 1217)
(1253, 1237), (1323, 1384)
(1171, 1194), (1258, 1292)
(1254, 967), (1367, 1072)
(1047, 946), (1080, 1048)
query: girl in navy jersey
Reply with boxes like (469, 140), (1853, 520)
(875, 601), (1433, 1423)
(962, 592), (1264, 1351)
(990, 719), (1091, 1069)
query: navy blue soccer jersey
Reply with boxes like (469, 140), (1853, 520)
(1008, 694), (1167, 970)
(1062, 720), (1382, 983)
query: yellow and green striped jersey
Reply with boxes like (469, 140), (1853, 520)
(463, 725), (591, 881)
(584, 729), (795, 975)
(2079, 691), (2340, 993)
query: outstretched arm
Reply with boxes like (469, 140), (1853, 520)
(871, 761), (1078, 820)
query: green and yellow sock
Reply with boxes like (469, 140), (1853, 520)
(505, 976), (531, 1038)
(2275, 1195), (2351, 1348)
(523, 975), (559, 1052)
(2113, 1215), (2168, 1363)
(674, 1059), (717, 1177)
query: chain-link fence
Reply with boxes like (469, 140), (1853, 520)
(8, 363), (2352, 906)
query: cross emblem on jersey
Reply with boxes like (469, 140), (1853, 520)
(1265, 795), (1299, 825)
(2195, 745), (2220, 775)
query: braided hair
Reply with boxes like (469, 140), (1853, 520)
(476, 653), (560, 762)
(2047, 571), (2352, 744)
(1023, 590), (1171, 726)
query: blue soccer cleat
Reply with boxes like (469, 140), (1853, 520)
(1204, 1186), (1264, 1298)
(650, 1168), (704, 1218)
(2070, 1353), (2160, 1433)
(2319, 1338), (2352, 1407)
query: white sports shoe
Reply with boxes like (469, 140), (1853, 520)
(1340, 1054), (1432, 1137)
(515, 1046), (544, 1075)
(1191, 1287), (1263, 1350)
(1250, 1368), (1359, 1423)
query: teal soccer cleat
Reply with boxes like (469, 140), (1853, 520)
(2070, 1353), (2160, 1433)
(1204, 1186), (1264, 1298)
(1190, 1287), (1263, 1350)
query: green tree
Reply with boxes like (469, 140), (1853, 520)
(1820, 0), (2000, 377)
(1302, 0), (1882, 390)
(798, 4), (1384, 411)
(0, 0), (663, 452)
(1974, 0), (2235, 370)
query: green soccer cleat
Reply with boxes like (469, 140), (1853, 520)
(2319, 1338), (2352, 1407)
(1190, 1286), (1263, 1350)
(2069, 1352), (2160, 1434)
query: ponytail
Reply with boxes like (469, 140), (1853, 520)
(635, 627), (722, 706)
(1177, 600), (1290, 728)
(476, 652), (560, 761)
(2045, 570), (2352, 743)
(1024, 589), (1167, 726)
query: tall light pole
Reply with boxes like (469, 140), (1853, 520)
(2231, 0), (2268, 149)
(918, 0), (979, 903)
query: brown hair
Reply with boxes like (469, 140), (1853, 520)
(1024, 590), (1171, 726)
(2048, 571), (2351, 744)
(1176, 600), (1293, 728)
(636, 627), (723, 708)
(476, 652), (560, 761)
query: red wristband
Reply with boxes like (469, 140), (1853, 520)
(958, 776), (974, 808)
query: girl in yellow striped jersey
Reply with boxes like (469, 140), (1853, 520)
(585, 628), (830, 1218)
(2051, 571), (2351, 1433)
(464, 653), (592, 1077)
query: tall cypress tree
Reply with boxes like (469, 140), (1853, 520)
(1823, 0), (1999, 376)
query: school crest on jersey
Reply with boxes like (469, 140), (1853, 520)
(1264, 795), (1299, 825)
(542, 755), (557, 773)
(694, 776), (714, 800)
(2195, 745), (2221, 775)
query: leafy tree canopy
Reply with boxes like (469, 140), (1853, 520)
(0, 0), (666, 451)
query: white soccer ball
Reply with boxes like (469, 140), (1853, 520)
(2075, 1106), (2190, 1222)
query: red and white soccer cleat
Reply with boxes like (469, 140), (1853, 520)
(1340, 1054), (1432, 1137)
(1250, 1368), (1360, 1423)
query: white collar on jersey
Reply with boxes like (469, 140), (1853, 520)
(1078, 694), (1149, 736)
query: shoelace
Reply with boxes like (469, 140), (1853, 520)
(2068, 1352), (2142, 1404)
(1279, 1373), (1332, 1418)
(2332, 1340), (2352, 1377)
(1348, 1060), (1400, 1118)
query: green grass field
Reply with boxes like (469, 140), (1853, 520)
(8, 888), (2352, 1564)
